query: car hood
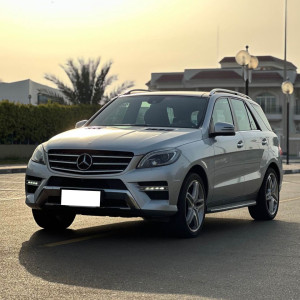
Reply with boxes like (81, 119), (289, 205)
(44, 126), (203, 155)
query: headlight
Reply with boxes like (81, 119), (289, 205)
(31, 144), (45, 164)
(137, 149), (181, 169)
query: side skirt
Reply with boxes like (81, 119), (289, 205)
(207, 200), (257, 213)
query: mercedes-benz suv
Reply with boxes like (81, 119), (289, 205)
(25, 89), (283, 237)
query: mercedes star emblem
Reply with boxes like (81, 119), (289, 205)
(77, 153), (93, 170)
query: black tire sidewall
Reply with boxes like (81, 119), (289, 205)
(175, 173), (206, 237)
(251, 168), (280, 220)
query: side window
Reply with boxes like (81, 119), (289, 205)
(250, 103), (272, 131)
(212, 98), (234, 126)
(231, 99), (251, 131)
(245, 105), (258, 130)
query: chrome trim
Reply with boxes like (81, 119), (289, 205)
(50, 166), (124, 173)
(209, 88), (251, 99)
(49, 160), (77, 164)
(48, 153), (79, 157)
(208, 200), (256, 213)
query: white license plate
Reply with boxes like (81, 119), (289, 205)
(61, 189), (101, 207)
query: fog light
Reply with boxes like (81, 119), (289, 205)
(26, 180), (40, 186)
(139, 186), (168, 192)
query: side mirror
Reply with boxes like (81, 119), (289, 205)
(75, 120), (88, 128)
(210, 122), (235, 137)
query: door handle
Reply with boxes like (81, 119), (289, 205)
(237, 140), (244, 148)
(262, 138), (268, 146)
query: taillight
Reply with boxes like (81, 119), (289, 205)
(279, 145), (283, 156)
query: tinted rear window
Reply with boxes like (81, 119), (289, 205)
(250, 103), (272, 131)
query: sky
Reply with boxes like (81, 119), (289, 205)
(1, 0), (300, 90)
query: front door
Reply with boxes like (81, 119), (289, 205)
(210, 97), (246, 206)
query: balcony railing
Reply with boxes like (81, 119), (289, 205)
(295, 106), (300, 115)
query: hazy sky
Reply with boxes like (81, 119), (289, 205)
(1, 0), (300, 90)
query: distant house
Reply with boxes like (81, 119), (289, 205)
(147, 56), (300, 155)
(0, 79), (67, 105)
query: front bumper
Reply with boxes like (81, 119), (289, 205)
(25, 155), (189, 217)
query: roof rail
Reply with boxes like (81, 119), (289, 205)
(209, 88), (251, 99)
(122, 89), (151, 95)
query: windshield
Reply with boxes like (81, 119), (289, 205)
(89, 95), (208, 128)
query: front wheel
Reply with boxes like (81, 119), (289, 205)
(32, 209), (76, 230)
(171, 173), (206, 238)
(248, 168), (279, 220)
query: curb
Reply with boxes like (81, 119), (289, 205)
(0, 168), (27, 175)
(283, 169), (300, 175)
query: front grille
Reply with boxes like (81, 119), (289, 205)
(48, 149), (134, 175)
(47, 177), (127, 190)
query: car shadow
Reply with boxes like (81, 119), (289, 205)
(19, 217), (300, 299)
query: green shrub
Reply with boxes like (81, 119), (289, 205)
(0, 101), (100, 144)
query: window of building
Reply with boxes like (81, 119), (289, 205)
(255, 93), (281, 114)
(37, 93), (64, 104)
(295, 99), (300, 115)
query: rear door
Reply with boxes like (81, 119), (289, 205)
(230, 98), (265, 201)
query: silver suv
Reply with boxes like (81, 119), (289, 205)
(25, 89), (283, 237)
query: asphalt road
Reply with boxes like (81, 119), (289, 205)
(0, 173), (299, 300)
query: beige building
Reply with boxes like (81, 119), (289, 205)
(147, 56), (300, 156)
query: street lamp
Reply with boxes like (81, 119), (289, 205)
(235, 46), (259, 95)
(281, 80), (293, 165)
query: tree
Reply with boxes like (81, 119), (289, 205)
(45, 58), (134, 105)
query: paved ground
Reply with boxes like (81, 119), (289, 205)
(0, 173), (299, 300)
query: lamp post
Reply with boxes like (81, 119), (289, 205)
(281, 80), (293, 165)
(281, 0), (293, 165)
(235, 46), (259, 95)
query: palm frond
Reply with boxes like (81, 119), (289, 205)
(45, 57), (133, 105)
(102, 81), (135, 104)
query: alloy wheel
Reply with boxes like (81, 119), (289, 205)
(265, 173), (279, 215)
(185, 180), (205, 232)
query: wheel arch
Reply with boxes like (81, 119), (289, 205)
(267, 162), (281, 185)
(186, 165), (209, 198)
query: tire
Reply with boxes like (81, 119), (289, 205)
(171, 173), (206, 238)
(248, 168), (279, 220)
(32, 209), (76, 230)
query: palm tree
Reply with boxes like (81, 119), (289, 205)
(45, 58), (134, 105)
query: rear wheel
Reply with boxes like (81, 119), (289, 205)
(248, 168), (279, 220)
(32, 209), (76, 230)
(171, 173), (206, 238)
